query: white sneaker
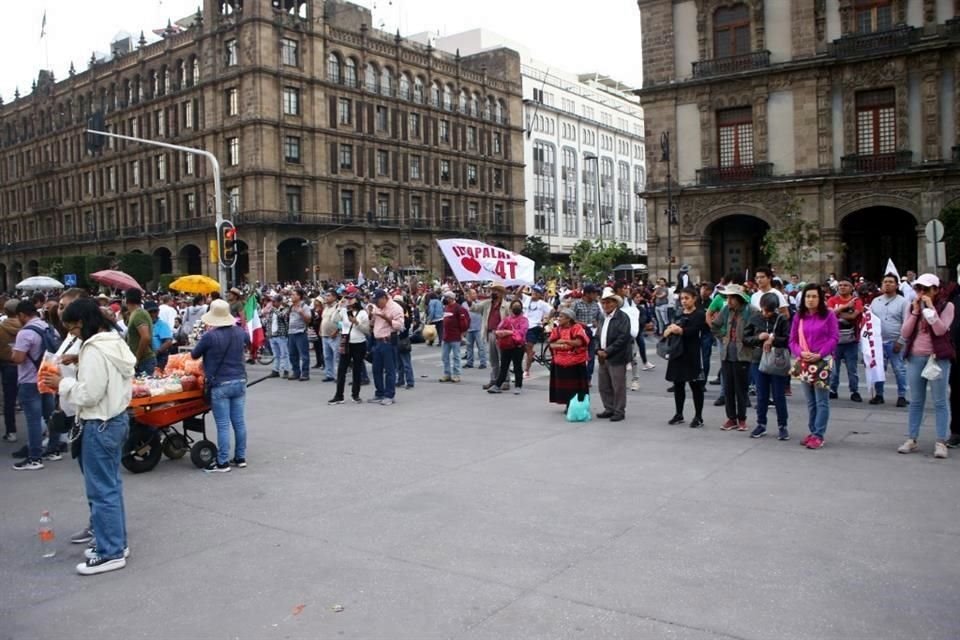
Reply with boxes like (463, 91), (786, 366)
(897, 439), (918, 454)
(643, 363), (656, 371)
(76, 555), (126, 576)
(1, 433), (16, 442)
(630, 380), (640, 391)
(934, 442), (948, 459)
(85, 546), (130, 560)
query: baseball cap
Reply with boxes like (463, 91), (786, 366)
(144, 301), (160, 312)
(915, 273), (940, 288)
(372, 289), (388, 300)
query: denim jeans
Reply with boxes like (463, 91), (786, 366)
(802, 382), (831, 438)
(210, 379), (247, 465)
(287, 332), (310, 379)
(906, 355), (952, 441)
(441, 341), (462, 377)
(464, 330), (487, 367)
(397, 349), (414, 387)
(830, 341), (860, 394)
(19, 383), (54, 460)
(1, 363), (18, 435)
(875, 341), (907, 398)
(322, 336), (340, 380)
(269, 336), (291, 374)
(82, 413), (129, 559)
(372, 341), (397, 400)
(756, 371), (788, 428)
(135, 356), (157, 377)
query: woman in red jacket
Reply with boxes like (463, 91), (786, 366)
(548, 307), (590, 409)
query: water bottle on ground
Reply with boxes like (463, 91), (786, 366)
(39, 510), (55, 558)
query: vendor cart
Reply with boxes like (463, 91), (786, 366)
(123, 389), (216, 473)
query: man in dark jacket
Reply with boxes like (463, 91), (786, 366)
(596, 289), (633, 422)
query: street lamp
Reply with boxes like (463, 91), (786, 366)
(584, 153), (604, 249)
(660, 132), (678, 284)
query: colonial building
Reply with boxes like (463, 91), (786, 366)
(637, 0), (960, 283)
(418, 29), (648, 260)
(0, 0), (525, 288)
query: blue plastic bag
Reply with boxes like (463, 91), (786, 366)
(566, 392), (592, 422)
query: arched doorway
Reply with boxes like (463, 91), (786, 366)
(27, 260), (39, 277)
(152, 247), (173, 283)
(841, 207), (917, 280)
(277, 238), (308, 282)
(11, 262), (22, 286)
(178, 244), (202, 275)
(706, 215), (770, 282)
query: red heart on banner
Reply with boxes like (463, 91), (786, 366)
(461, 256), (482, 274)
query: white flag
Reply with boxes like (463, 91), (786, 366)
(860, 306), (885, 386)
(436, 238), (535, 286)
(40, 11), (46, 39)
(356, 269), (365, 286)
(884, 258), (900, 280)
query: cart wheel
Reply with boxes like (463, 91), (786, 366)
(256, 345), (275, 366)
(161, 433), (189, 460)
(122, 427), (163, 473)
(190, 440), (218, 469)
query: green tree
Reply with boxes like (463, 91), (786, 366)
(520, 235), (551, 271)
(761, 197), (820, 278)
(940, 204), (960, 275)
(570, 239), (632, 282)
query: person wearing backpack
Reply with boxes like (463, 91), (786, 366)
(10, 301), (57, 470)
(439, 291), (469, 383)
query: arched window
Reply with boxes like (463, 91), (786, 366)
(487, 97), (496, 121)
(123, 80), (131, 106)
(459, 89), (470, 114)
(162, 67), (169, 95)
(365, 61), (379, 92)
(108, 84), (117, 112)
(713, 4), (750, 58)
(414, 76), (425, 103)
(472, 92), (481, 117)
(381, 67), (393, 96)
(327, 53), (342, 83)
(344, 57), (357, 87)
(443, 84), (453, 111)
(190, 56), (200, 85)
(399, 72), (411, 100)
(431, 82), (442, 107)
(854, 0), (893, 33)
(150, 71), (159, 98)
(496, 99), (506, 124)
(133, 76), (142, 103)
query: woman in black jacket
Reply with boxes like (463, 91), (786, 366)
(743, 292), (791, 440)
(664, 287), (707, 428)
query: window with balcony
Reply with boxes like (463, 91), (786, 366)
(340, 189), (354, 219)
(375, 106), (388, 132)
(713, 4), (750, 58)
(327, 54), (342, 83)
(856, 89), (895, 156)
(718, 107), (754, 168)
(855, 0), (893, 34)
(441, 200), (452, 227)
(377, 194), (390, 222)
(439, 120), (450, 143)
(228, 187), (240, 215)
(410, 196), (422, 224)
(344, 58), (357, 88)
(409, 112), (421, 138)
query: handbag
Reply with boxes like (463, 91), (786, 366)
(565, 392), (592, 422)
(656, 335), (683, 360)
(758, 316), (791, 376)
(790, 318), (833, 389)
(398, 335), (412, 353)
(921, 354), (942, 381)
(48, 408), (69, 434)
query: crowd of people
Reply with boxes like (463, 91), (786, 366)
(5, 263), (958, 576)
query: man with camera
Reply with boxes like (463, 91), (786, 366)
(328, 290), (369, 405)
(367, 290), (405, 406)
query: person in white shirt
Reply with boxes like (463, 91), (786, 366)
(327, 292), (370, 404)
(749, 268), (789, 316)
(522, 286), (554, 377)
(158, 295), (178, 330)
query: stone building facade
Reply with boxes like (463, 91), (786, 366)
(637, 0), (960, 283)
(0, 0), (525, 288)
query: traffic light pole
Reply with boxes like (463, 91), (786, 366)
(85, 129), (230, 292)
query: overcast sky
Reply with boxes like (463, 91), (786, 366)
(0, 0), (642, 102)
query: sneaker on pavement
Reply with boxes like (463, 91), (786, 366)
(947, 434), (960, 448)
(513, 388), (522, 395)
(451, 376), (461, 383)
(70, 527), (94, 545)
(231, 458), (247, 468)
(12, 458), (43, 470)
(777, 427), (790, 441)
(750, 426), (767, 438)
(380, 398), (395, 406)
(1, 433), (16, 443)
(689, 417), (704, 429)
(806, 436), (824, 449)
(404, 385), (415, 390)
(482, 383), (495, 390)
(204, 461), (231, 473)
(268, 371), (280, 378)
(720, 419), (737, 431)
(897, 439), (918, 454)
(934, 442), (948, 459)
(478, 364), (487, 369)
(85, 546), (130, 560)
(367, 397), (384, 403)
(801, 434), (813, 446)
(630, 380), (640, 391)
(76, 555), (126, 576)
(643, 363), (656, 371)
(713, 397), (726, 407)
(896, 397), (909, 408)
(438, 376), (452, 383)
(737, 419), (749, 431)
(708, 378), (721, 385)
(463, 363), (474, 368)
(327, 397), (344, 405)
(42, 451), (63, 461)
(352, 397), (363, 404)
(869, 396), (884, 405)
(829, 391), (839, 400)
(487, 386), (502, 394)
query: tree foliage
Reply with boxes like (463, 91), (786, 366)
(570, 239), (632, 283)
(761, 197), (820, 278)
(520, 235), (551, 270)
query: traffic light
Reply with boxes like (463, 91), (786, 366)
(218, 221), (237, 268)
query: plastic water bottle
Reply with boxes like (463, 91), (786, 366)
(38, 511), (55, 558)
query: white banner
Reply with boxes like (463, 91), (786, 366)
(436, 238), (535, 286)
(860, 306), (885, 386)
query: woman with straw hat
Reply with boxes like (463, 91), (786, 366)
(191, 299), (250, 473)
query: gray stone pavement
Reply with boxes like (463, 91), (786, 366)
(1, 344), (958, 640)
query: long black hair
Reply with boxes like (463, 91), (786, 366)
(61, 298), (118, 342)
(797, 283), (828, 318)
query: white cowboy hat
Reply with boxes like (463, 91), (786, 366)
(200, 299), (236, 327)
(601, 287), (623, 305)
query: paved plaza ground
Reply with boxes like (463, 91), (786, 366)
(2, 344), (958, 640)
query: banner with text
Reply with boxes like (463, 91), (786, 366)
(437, 238), (535, 286)
(860, 305), (885, 386)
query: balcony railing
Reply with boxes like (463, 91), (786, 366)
(696, 163), (774, 185)
(692, 50), (771, 79)
(29, 161), (58, 177)
(830, 26), (919, 58)
(841, 151), (913, 174)
(29, 198), (59, 212)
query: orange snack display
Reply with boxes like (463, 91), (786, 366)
(38, 358), (60, 394)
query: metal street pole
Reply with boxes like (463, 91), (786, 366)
(86, 129), (229, 292)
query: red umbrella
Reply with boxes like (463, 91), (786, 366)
(90, 270), (143, 292)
